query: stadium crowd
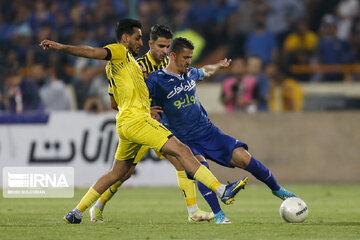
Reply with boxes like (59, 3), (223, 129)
(0, 0), (359, 114)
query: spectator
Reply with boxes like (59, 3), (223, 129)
(264, 0), (305, 44)
(83, 73), (111, 113)
(283, 20), (318, 80)
(315, 14), (355, 81)
(268, 73), (304, 112)
(222, 57), (261, 113)
(283, 20), (318, 62)
(29, 63), (47, 88)
(221, 58), (247, 112)
(245, 12), (278, 64)
(232, 0), (262, 35)
(40, 65), (72, 111)
(3, 66), (44, 114)
(246, 56), (269, 112)
(73, 66), (95, 110)
(29, 0), (56, 35)
(336, 0), (359, 40)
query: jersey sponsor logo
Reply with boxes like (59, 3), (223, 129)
(167, 80), (196, 99)
(173, 93), (196, 109)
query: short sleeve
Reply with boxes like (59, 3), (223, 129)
(189, 67), (203, 82)
(103, 43), (126, 61)
(198, 69), (204, 81)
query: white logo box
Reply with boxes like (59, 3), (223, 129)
(3, 167), (74, 198)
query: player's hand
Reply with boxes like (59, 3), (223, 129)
(150, 106), (163, 121)
(218, 58), (232, 69)
(39, 40), (64, 51)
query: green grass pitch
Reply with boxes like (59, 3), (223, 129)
(1, 184), (359, 240)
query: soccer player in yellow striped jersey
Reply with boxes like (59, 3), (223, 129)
(40, 19), (247, 225)
(91, 24), (214, 223)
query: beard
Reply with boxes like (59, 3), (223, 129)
(175, 61), (189, 74)
(130, 49), (139, 56)
(180, 65), (189, 74)
(128, 43), (139, 56)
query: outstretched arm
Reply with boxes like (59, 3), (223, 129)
(39, 40), (108, 60)
(200, 58), (232, 78)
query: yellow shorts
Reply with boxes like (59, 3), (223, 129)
(115, 115), (172, 161)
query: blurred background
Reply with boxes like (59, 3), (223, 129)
(0, 0), (359, 186)
(1, 0), (360, 114)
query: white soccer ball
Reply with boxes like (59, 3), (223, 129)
(279, 197), (308, 223)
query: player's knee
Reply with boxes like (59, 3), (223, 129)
(231, 147), (251, 168)
(121, 166), (135, 182)
(175, 143), (192, 157)
(163, 137), (192, 158)
(109, 169), (124, 182)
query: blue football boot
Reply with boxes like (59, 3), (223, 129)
(220, 177), (248, 205)
(272, 186), (297, 200)
(214, 210), (231, 224)
(63, 210), (82, 224)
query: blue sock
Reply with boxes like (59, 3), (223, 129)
(245, 157), (281, 191)
(197, 161), (221, 214)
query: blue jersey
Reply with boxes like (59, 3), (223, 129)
(147, 67), (213, 142)
(147, 67), (248, 167)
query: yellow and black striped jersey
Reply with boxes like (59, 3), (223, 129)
(104, 43), (150, 123)
(137, 51), (169, 74)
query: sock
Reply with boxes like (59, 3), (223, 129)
(176, 171), (197, 209)
(73, 208), (84, 219)
(94, 181), (123, 211)
(197, 162), (221, 214)
(216, 185), (226, 197)
(245, 157), (281, 191)
(193, 165), (224, 197)
(187, 204), (199, 215)
(75, 187), (100, 216)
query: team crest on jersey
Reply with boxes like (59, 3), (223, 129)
(167, 80), (196, 99)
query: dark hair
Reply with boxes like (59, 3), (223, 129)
(150, 24), (173, 41)
(115, 18), (142, 41)
(169, 37), (194, 54)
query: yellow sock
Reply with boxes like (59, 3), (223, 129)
(193, 165), (221, 192)
(100, 181), (123, 204)
(176, 171), (196, 207)
(76, 187), (100, 212)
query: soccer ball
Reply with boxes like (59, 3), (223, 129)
(279, 197), (308, 223)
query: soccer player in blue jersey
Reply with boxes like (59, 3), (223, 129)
(146, 37), (298, 213)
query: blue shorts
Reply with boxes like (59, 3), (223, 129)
(182, 126), (248, 168)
